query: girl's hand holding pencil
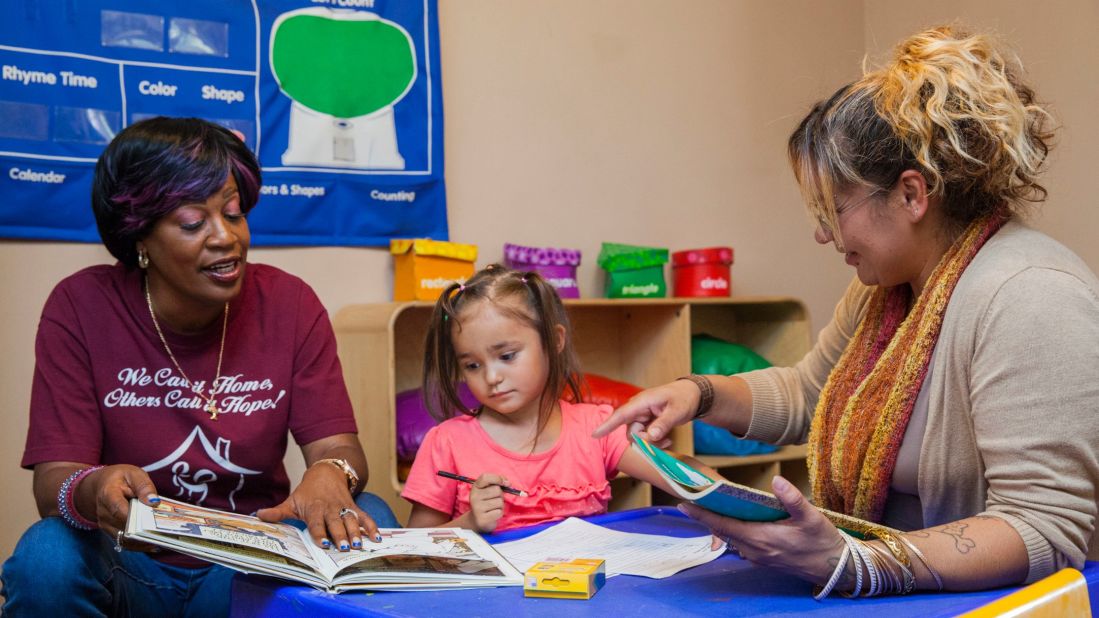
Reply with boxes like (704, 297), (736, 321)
(437, 471), (528, 497)
(437, 471), (526, 533)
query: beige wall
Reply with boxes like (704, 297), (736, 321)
(0, 0), (1095, 562)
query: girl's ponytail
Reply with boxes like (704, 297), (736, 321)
(423, 280), (474, 422)
(517, 271), (585, 409)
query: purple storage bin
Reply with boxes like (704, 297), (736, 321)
(503, 243), (582, 298)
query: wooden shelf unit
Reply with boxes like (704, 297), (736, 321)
(334, 296), (812, 524)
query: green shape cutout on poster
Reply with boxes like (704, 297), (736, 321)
(270, 8), (416, 169)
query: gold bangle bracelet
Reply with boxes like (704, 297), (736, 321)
(872, 529), (913, 570)
(314, 458), (360, 493)
(895, 534), (944, 592)
(870, 530), (916, 595)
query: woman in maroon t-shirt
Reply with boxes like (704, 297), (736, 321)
(1, 117), (398, 617)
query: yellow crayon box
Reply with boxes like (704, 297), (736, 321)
(390, 238), (478, 301)
(523, 558), (606, 600)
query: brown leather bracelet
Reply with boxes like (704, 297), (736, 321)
(677, 374), (714, 420)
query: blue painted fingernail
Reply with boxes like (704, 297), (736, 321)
(374, 533), (382, 543)
(148, 495), (160, 504)
(340, 542), (349, 551)
(321, 539), (331, 548)
(352, 539), (361, 548)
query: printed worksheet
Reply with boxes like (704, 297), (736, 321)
(493, 517), (724, 579)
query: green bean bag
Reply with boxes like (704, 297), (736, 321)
(691, 334), (779, 455)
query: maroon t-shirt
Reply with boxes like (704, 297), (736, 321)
(24, 262), (357, 527)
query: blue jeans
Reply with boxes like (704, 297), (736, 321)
(0, 492), (400, 618)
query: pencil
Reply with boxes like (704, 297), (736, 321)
(436, 470), (528, 497)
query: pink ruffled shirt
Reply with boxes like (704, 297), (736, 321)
(401, 400), (629, 532)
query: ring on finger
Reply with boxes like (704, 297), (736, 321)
(115, 529), (124, 553)
(338, 507), (356, 518)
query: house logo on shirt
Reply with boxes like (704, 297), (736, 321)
(143, 426), (261, 510)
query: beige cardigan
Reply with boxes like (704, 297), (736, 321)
(740, 221), (1099, 582)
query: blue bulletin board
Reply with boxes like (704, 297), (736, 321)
(0, 0), (447, 247)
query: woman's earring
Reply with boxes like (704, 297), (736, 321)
(137, 249), (149, 269)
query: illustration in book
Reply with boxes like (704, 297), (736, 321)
(124, 497), (522, 592)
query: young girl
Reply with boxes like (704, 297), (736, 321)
(401, 264), (676, 533)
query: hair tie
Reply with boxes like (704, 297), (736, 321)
(520, 277), (528, 284)
(448, 283), (466, 302)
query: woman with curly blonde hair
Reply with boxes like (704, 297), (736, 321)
(598, 25), (1098, 597)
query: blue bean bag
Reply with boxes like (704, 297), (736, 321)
(691, 334), (779, 456)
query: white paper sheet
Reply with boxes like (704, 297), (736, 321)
(493, 517), (725, 579)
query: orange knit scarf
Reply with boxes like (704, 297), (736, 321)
(807, 212), (1007, 522)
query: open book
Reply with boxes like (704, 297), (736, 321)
(631, 434), (896, 540)
(123, 497), (522, 593)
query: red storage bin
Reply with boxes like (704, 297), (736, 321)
(672, 247), (733, 297)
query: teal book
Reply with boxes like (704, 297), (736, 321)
(631, 434), (895, 540)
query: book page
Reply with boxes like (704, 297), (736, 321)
(494, 517), (724, 579)
(311, 528), (522, 584)
(126, 500), (522, 590)
(128, 498), (318, 570)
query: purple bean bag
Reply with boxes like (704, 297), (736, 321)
(395, 383), (480, 462)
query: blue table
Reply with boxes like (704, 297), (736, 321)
(230, 507), (1099, 617)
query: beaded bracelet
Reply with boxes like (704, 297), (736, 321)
(57, 465), (103, 530)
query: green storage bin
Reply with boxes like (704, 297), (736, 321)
(597, 243), (669, 298)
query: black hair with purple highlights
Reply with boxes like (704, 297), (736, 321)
(91, 116), (261, 268)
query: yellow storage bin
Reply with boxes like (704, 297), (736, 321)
(390, 239), (478, 301)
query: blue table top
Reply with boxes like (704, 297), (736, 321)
(230, 507), (1099, 617)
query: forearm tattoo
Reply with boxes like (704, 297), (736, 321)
(940, 523), (976, 554)
(907, 516), (997, 554)
(825, 554), (857, 590)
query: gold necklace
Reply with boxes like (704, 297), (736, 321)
(144, 276), (228, 420)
